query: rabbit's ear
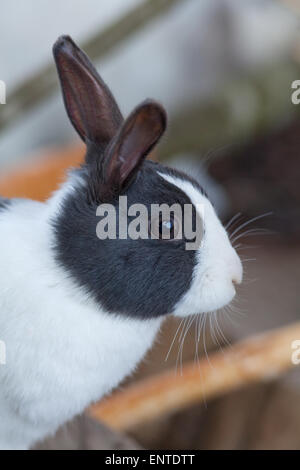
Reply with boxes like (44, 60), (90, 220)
(100, 100), (167, 198)
(53, 35), (123, 149)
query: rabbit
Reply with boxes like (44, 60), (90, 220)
(0, 36), (242, 450)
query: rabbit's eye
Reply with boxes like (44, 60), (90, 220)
(149, 214), (181, 241)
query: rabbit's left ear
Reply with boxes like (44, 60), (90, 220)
(53, 35), (123, 151)
(99, 100), (167, 199)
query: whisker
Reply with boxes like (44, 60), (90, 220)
(214, 311), (232, 349)
(202, 313), (213, 368)
(194, 314), (208, 407)
(209, 312), (217, 344)
(178, 317), (189, 344)
(234, 244), (260, 251)
(176, 315), (194, 375)
(241, 277), (259, 285)
(229, 212), (273, 240)
(194, 315), (201, 367)
(231, 228), (273, 244)
(225, 301), (246, 319)
(210, 311), (223, 351)
(222, 305), (238, 325)
(175, 317), (189, 374)
(165, 317), (185, 362)
(225, 212), (242, 230)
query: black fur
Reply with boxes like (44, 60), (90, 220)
(52, 35), (202, 319)
(0, 197), (11, 211)
(52, 161), (201, 319)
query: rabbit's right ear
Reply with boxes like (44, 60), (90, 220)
(53, 35), (123, 150)
(98, 100), (167, 201)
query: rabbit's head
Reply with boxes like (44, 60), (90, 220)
(52, 36), (242, 320)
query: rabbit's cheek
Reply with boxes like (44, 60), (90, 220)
(173, 240), (243, 317)
(157, 172), (243, 317)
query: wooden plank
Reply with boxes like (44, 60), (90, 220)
(89, 322), (300, 430)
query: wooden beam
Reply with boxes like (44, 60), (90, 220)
(89, 322), (300, 430)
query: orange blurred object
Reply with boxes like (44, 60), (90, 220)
(0, 144), (157, 201)
(0, 144), (84, 201)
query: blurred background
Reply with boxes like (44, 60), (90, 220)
(1, 0), (300, 450)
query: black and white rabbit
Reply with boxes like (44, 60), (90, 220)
(0, 36), (242, 450)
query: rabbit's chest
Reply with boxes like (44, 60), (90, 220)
(0, 282), (162, 436)
(0, 204), (162, 430)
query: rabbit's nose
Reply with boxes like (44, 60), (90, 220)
(231, 264), (243, 286)
(229, 252), (243, 286)
(232, 276), (242, 286)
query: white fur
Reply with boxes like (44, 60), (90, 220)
(0, 194), (162, 449)
(158, 173), (243, 316)
(0, 172), (242, 449)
